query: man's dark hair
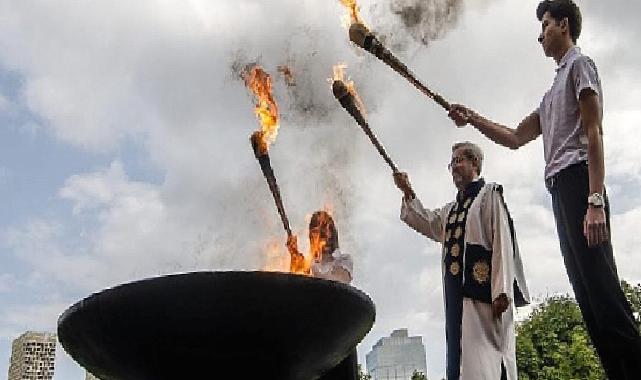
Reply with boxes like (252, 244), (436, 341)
(537, 0), (582, 43)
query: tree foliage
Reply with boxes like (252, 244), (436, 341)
(621, 280), (641, 329)
(516, 295), (605, 380)
(411, 370), (428, 380)
(357, 364), (371, 380)
(516, 282), (640, 379)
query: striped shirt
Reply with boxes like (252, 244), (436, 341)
(535, 46), (603, 179)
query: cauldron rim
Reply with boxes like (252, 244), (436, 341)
(58, 270), (376, 380)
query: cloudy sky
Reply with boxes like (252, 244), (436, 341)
(1, 0), (640, 378)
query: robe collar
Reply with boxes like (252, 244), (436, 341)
(457, 178), (485, 203)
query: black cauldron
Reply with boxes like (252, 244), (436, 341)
(58, 271), (375, 380)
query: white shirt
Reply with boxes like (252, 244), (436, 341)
(535, 46), (603, 179)
(310, 249), (353, 284)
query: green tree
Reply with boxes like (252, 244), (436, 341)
(516, 281), (641, 379)
(621, 280), (641, 329)
(516, 295), (604, 380)
(411, 370), (428, 380)
(357, 364), (371, 380)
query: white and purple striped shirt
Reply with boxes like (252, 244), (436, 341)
(535, 46), (603, 179)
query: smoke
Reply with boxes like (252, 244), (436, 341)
(224, 25), (378, 270)
(369, 0), (465, 56)
(392, 0), (464, 45)
(0, 0), (469, 287)
(229, 26), (379, 127)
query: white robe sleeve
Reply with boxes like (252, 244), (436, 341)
(490, 187), (515, 303)
(400, 197), (450, 243)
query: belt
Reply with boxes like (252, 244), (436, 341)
(545, 161), (587, 191)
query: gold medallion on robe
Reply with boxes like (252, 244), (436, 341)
(450, 243), (460, 258)
(450, 262), (460, 276)
(472, 261), (490, 284)
(448, 212), (456, 224)
(445, 229), (452, 241)
(454, 226), (462, 239)
(457, 211), (466, 222)
(463, 198), (472, 209)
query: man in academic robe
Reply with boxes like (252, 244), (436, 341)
(394, 141), (529, 380)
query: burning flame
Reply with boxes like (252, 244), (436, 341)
(243, 66), (279, 151)
(307, 206), (336, 263)
(263, 205), (337, 276)
(332, 63), (367, 117)
(290, 248), (311, 275)
(338, 0), (363, 27)
(262, 240), (289, 273)
(261, 236), (312, 276)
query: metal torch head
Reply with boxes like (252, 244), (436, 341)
(250, 131), (268, 159)
(349, 22), (370, 48)
(332, 80), (350, 101)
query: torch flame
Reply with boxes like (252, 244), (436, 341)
(263, 203), (336, 276)
(290, 250), (312, 275)
(243, 66), (279, 151)
(332, 63), (367, 118)
(262, 240), (289, 273)
(262, 236), (312, 276)
(339, 0), (363, 26)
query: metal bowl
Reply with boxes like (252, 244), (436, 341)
(58, 271), (375, 380)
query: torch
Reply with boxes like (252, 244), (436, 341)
(250, 131), (292, 238)
(249, 131), (292, 237)
(332, 79), (399, 174)
(242, 65), (292, 239)
(348, 22), (451, 111)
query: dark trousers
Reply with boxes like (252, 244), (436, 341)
(548, 162), (641, 380)
(317, 349), (357, 380)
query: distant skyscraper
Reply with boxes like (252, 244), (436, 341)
(7, 331), (57, 380)
(366, 328), (427, 380)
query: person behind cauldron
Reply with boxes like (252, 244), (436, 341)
(287, 210), (353, 284)
(286, 210), (356, 380)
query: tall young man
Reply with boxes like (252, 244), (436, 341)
(448, 1), (641, 378)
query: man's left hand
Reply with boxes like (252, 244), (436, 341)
(584, 207), (609, 247)
(492, 293), (509, 318)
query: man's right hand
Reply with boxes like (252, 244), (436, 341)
(393, 172), (415, 200)
(492, 293), (510, 318)
(448, 104), (474, 127)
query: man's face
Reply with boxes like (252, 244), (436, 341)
(538, 12), (566, 58)
(449, 148), (478, 191)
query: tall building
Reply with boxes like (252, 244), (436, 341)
(7, 331), (57, 380)
(366, 328), (427, 380)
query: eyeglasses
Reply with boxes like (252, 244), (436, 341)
(447, 156), (468, 170)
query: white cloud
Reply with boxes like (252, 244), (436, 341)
(0, 301), (68, 340)
(611, 206), (641, 284)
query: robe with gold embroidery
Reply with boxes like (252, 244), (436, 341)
(400, 179), (529, 380)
